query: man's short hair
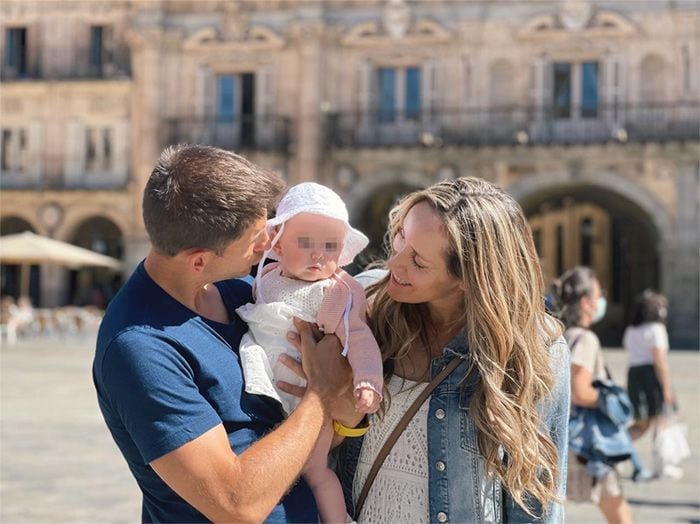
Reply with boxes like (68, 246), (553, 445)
(143, 144), (285, 256)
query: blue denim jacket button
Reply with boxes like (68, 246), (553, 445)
(435, 408), (446, 420)
(437, 511), (448, 522)
(435, 460), (446, 472)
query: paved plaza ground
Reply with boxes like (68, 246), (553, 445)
(1, 331), (698, 523)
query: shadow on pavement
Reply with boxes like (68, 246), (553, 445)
(628, 498), (700, 510)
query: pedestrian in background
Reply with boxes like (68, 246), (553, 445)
(623, 291), (674, 441)
(550, 266), (633, 524)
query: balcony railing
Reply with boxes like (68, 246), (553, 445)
(1, 61), (133, 82)
(0, 173), (130, 191)
(164, 116), (292, 153)
(326, 101), (700, 148)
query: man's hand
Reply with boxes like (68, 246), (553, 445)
(279, 318), (355, 420)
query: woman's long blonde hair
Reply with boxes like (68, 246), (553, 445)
(366, 177), (563, 514)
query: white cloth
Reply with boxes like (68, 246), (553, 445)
(236, 266), (333, 414)
(353, 375), (430, 524)
(623, 322), (669, 367)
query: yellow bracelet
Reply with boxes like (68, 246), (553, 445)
(332, 418), (371, 437)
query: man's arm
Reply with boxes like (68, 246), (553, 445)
(151, 321), (351, 523)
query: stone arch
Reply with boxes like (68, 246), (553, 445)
(521, 14), (557, 34)
(509, 170), (673, 344)
(341, 21), (380, 45)
(0, 215), (39, 235)
(345, 169), (433, 220)
(592, 11), (638, 34)
(183, 27), (218, 49)
(508, 170), (673, 247)
(247, 26), (284, 47)
(64, 215), (125, 308)
(409, 19), (451, 41)
(54, 208), (129, 245)
(68, 216), (124, 258)
(345, 170), (431, 270)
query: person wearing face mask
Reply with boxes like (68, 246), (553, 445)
(550, 266), (639, 524)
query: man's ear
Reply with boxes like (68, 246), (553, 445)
(182, 248), (213, 273)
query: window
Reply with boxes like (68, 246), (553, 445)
(4, 28), (27, 77)
(85, 127), (112, 173)
(215, 73), (256, 147)
(376, 67), (421, 123)
(581, 62), (599, 117)
(1, 128), (27, 173)
(553, 63), (572, 118)
(377, 68), (396, 123)
(405, 67), (421, 120)
(552, 61), (600, 119)
(88, 25), (114, 76)
(89, 26), (104, 74)
(217, 74), (236, 121)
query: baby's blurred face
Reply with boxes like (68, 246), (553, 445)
(274, 213), (346, 282)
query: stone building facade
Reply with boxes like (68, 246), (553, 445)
(1, 0), (698, 347)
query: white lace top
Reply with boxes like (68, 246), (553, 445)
(257, 265), (332, 319)
(353, 375), (430, 524)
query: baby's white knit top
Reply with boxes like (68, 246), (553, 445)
(261, 265), (332, 318)
(353, 375), (430, 524)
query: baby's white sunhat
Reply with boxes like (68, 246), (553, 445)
(264, 182), (369, 267)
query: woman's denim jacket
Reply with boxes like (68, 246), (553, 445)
(568, 378), (635, 478)
(336, 273), (571, 523)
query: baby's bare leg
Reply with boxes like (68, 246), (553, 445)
(303, 422), (347, 523)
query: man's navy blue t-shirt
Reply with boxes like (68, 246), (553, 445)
(93, 262), (318, 523)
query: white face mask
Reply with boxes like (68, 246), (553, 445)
(592, 296), (607, 324)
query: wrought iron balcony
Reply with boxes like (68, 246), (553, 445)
(164, 116), (292, 153)
(326, 101), (700, 148)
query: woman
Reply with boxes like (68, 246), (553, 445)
(550, 267), (632, 524)
(333, 177), (570, 523)
(623, 290), (674, 441)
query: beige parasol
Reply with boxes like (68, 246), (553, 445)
(0, 231), (123, 296)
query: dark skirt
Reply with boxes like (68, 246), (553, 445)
(627, 364), (664, 420)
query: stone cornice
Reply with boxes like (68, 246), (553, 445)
(518, 10), (639, 41)
(340, 18), (452, 48)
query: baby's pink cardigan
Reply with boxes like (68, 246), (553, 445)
(258, 262), (383, 398)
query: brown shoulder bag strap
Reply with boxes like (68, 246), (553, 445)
(353, 356), (463, 521)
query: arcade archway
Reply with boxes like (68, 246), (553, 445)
(352, 181), (422, 272)
(67, 216), (124, 308)
(521, 185), (660, 345)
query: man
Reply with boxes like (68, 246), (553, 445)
(93, 144), (350, 522)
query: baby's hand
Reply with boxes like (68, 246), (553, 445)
(355, 387), (380, 414)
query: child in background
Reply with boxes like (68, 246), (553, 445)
(236, 182), (383, 523)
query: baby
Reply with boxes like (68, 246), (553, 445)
(236, 182), (383, 523)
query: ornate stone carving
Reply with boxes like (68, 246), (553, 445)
(383, 0), (410, 38)
(559, 0), (592, 31)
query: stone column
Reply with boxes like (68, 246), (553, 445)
(666, 163), (700, 348)
(290, 22), (323, 184)
(125, 17), (165, 267)
(39, 264), (65, 307)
